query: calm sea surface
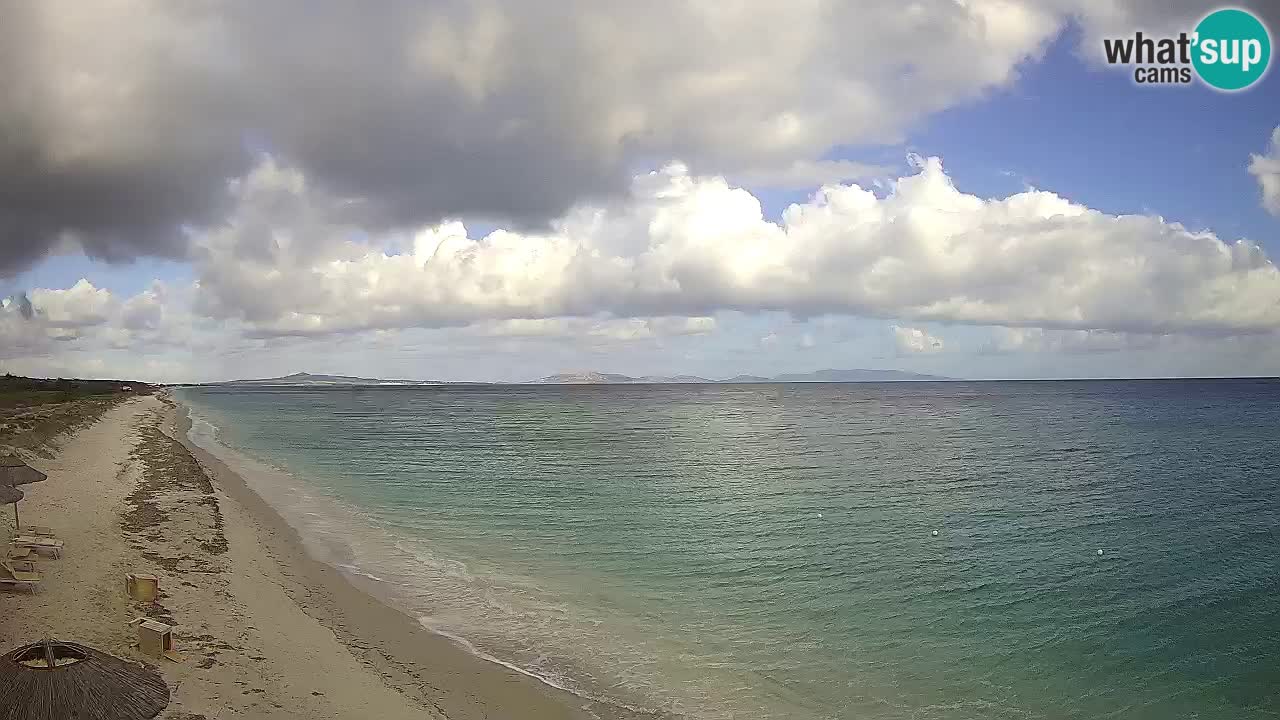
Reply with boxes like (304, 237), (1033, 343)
(177, 381), (1280, 719)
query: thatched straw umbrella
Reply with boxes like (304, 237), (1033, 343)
(0, 457), (45, 530)
(0, 457), (45, 487)
(0, 640), (170, 720)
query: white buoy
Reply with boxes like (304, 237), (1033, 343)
(931, 530), (939, 537)
(816, 513), (823, 519)
(1097, 549), (1104, 556)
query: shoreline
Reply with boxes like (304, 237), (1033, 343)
(166, 394), (658, 719)
(1, 394), (440, 719)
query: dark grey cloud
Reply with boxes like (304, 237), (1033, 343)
(0, 1), (631, 276)
(0, 1), (246, 272)
(1, 0), (1273, 276)
(0, 0), (1058, 275)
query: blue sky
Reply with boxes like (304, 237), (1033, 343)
(910, 25), (1278, 241)
(749, 24), (1279, 239)
(3, 3), (1279, 383)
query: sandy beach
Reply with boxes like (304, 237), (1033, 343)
(0, 393), (612, 719)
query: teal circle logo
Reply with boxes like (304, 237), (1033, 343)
(1192, 8), (1271, 91)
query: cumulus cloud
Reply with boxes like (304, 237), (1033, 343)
(190, 155), (1280, 340)
(477, 316), (715, 342)
(17, 0), (1223, 275)
(29, 280), (114, 329)
(893, 325), (945, 354)
(979, 327), (1161, 355)
(1250, 126), (1280, 217)
(0, 279), (191, 360)
(974, 327), (1280, 380)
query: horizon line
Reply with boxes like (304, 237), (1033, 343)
(172, 375), (1280, 387)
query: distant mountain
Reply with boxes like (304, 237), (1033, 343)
(536, 368), (949, 384)
(638, 375), (713, 384)
(209, 368), (950, 388)
(213, 372), (438, 386)
(539, 372), (637, 384)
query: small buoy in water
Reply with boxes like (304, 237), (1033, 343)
(1097, 549), (1104, 557)
(931, 530), (939, 537)
(816, 513), (823, 519)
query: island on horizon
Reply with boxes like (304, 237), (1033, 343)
(195, 368), (953, 386)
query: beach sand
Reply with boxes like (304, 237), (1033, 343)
(0, 393), (625, 719)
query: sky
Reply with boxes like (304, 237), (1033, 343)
(2, 0), (1279, 383)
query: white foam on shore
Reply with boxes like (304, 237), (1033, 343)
(177, 392), (834, 720)
(414, 616), (665, 719)
(179, 396), (668, 718)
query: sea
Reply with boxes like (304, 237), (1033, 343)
(175, 380), (1280, 719)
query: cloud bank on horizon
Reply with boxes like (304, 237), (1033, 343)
(1, 0), (1278, 381)
(184, 155), (1280, 338)
(6, 154), (1280, 380)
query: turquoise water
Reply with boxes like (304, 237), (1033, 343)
(178, 381), (1280, 719)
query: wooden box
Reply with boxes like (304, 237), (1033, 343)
(133, 618), (175, 660)
(126, 573), (159, 602)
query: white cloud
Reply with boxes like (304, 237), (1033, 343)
(972, 326), (1280, 379)
(0, 352), (193, 385)
(893, 325), (944, 354)
(120, 284), (168, 331)
(1250, 126), (1280, 217)
(191, 155), (1280, 340)
(29, 280), (114, 328)
(980, 327), (1162, 355)
(478, 316), (715, 342)
(0, 279), (195, 363)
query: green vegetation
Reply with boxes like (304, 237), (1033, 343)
(0, 373), (153, 410)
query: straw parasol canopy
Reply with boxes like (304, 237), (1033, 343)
(0, 640), (170, 720)
(0, 456), (44, 530)
(0, 456), (45, 488)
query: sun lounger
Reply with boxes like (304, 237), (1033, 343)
(11, 529), (59, 542)
(0, 561), (41, 593)
(11, 536), (61, 547)
(10, 537), (63, 559)
(6, 547), (36, 562)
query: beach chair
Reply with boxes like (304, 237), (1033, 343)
(0, 561), (41, 593)
(6, 547), (37, 562)
(10, 536), (63, 559)
(11, 525), (58, 535)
